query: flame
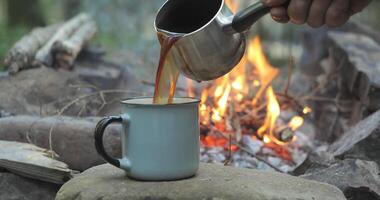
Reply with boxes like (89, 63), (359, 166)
(225, 0), (239, 13)
(303, 106), (312, 114)
(248, 36), (279, 105)
(197, 35), (304, 151)
(258, 87), (281, 144)
(186, 78), (195, 97)
(288, 116), (304, 131)
(263, 135), (271, 144)
(232, 76), (244, 91)
(216, 84), (231, 116)
(200, 89), (210, 124)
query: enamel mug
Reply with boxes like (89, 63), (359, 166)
(94, 97), (200, 181)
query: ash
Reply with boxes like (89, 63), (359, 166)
(200, 131), (309, 173)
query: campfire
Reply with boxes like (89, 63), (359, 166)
(185, 36), (311, 172)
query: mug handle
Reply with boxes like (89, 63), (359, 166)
(94, 115), (131, 170)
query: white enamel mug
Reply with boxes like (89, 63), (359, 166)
(94, 97), (200, 181)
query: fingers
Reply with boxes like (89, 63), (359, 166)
(270, 7), (290, 23)
(307, 0), (332, 28)
(287, 0), (313, 24)
(349, 0), (372, 15)
(266, 0), (369, 28)
(262, 0), (289, 7)
(325, 0), (350, 27)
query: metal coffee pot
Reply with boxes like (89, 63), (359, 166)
(154, 0), (289, 81)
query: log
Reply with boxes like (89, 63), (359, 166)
(52, 20), (97, 70)
(0, 140), (74, 184)
(3, 24), (60, 74)
(34, 13), (92, 67)
(0, 116), (121, 171)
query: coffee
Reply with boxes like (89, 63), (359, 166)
(152, 33), (182, 104)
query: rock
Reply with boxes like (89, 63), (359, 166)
(56, 163), (346, 200)
(299, 23), (380, 143)
(0, 67), (84, 116)
(0, 172), (60, 200)
(0, 116), (121, 171)
(330, 110), (380, 166)
(301, 159), (380, 200)
(0, 58), (144, 117)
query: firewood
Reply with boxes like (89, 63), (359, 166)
(0, 116), (121, 171)
(0, 140), (74, 184)
(52, 20), (97, 70)
(3, 24), (60, 74)
(34, 13), (92, 67)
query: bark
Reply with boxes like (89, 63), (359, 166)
(0, 116), (121, 171)
(52, 20), (97, 70)
(34, 13), (92, 67)
(3, 24), (60, 74)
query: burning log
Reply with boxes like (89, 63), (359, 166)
(3, 24), (60, 74)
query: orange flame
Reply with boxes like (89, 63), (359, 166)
(288, 116), (304, 131)
(200, 89), (210, 124)
(225, 0), (239, 13)
(212, 84), (231, 122)
(197, 35), (304, 150)
(303, 106), (312, 114)
(248, 36), (279, 105)
(257, 87), (281, 144)
(186, 78), (195, 97)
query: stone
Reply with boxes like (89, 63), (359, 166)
(301, 159), (380, 200)
(0, 172), (60, 200)
(299, 23), (380, 143)
(0, 58), (144, 117)
(330, 110), (380, 166)
(56, 163), (346, 200)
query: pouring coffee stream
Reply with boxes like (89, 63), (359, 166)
(153, 0), (289, 104)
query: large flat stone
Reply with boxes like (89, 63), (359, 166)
(0, 172), (59, 200)
(56, 163), (346, 200)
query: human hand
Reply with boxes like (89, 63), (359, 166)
(263, 0), (372, 28)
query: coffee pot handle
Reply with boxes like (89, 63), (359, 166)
(231, 0), (290, 33)
(94, 115), (131, 170)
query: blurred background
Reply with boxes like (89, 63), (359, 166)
(0, 0), (379, 79)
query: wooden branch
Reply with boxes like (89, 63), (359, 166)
(52, 20), (97, 70)
(34, 13), (91, 67)
(3, 24), (60, 74)
(0, 140), (74, 184)
(284, 56), (294, 96)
